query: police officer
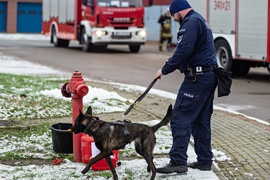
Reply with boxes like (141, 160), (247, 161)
(158, 9), (173, 51)
(155, 0), (217, 174)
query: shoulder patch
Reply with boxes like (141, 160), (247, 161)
(177, 29), (186, 44)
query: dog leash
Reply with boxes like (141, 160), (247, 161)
(123, 77), (159, 118)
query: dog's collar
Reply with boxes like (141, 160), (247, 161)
(84, 116), (112, 137)
(84, 116), (99, 135)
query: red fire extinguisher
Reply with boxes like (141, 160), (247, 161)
(81, 134), (119, 170)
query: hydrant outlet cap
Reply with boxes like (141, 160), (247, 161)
(77, 84), (89, 97)
(61, 83), (71, 98)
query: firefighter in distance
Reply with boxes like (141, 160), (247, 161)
(158, 9), (173, 51)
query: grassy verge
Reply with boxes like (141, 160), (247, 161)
(0, 73), (71, 120)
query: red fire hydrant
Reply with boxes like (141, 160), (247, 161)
(61, 71), (89, 162)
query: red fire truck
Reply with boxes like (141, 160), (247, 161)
(188, 0), (270, 76)
(42, 0), (152, 53)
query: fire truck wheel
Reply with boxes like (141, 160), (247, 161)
(129, 45), (140, 53)
(52, 27), (69, 47)
(81, 28), (92, 52)
(214, 39), (232, 72)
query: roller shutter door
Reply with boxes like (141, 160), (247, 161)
(17, 3), (42, 33)
(0, 2), (7, 32)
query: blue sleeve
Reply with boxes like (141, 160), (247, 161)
(162, 18), (199, 74)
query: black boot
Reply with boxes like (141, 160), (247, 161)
(156, 162), (188, 174)
(188, 162), (212, 171)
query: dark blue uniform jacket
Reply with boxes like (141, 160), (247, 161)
(162, 10), (217, 74)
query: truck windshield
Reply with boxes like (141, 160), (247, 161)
(97, 0), (143, 7)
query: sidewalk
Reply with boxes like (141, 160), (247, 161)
(92, 80), (270, 180)
(211, 110), (270, 179)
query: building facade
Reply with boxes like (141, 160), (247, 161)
(0, 0), (42, 33)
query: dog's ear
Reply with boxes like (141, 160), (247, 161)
(86, 106), (93, 115)
(79, 109), (83, 114)
(75, 109), (84, 122)
(79, 109), (84, 117)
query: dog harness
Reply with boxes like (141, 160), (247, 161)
(84, 117), (131, 144)
(111, 120), (131, 144)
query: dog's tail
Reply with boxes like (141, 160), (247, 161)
(151, 104), (173, 133)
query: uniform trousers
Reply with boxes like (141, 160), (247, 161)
(169, 71), (216, 167)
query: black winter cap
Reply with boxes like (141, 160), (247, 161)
(170, 0), (192, 15)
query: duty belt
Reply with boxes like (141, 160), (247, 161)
(184, 65), (215, 82)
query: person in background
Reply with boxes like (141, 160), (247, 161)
(158, 8), (173, 51)
(155, 0), (217, 174)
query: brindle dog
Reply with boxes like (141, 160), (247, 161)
(69, 104), (173, 180)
